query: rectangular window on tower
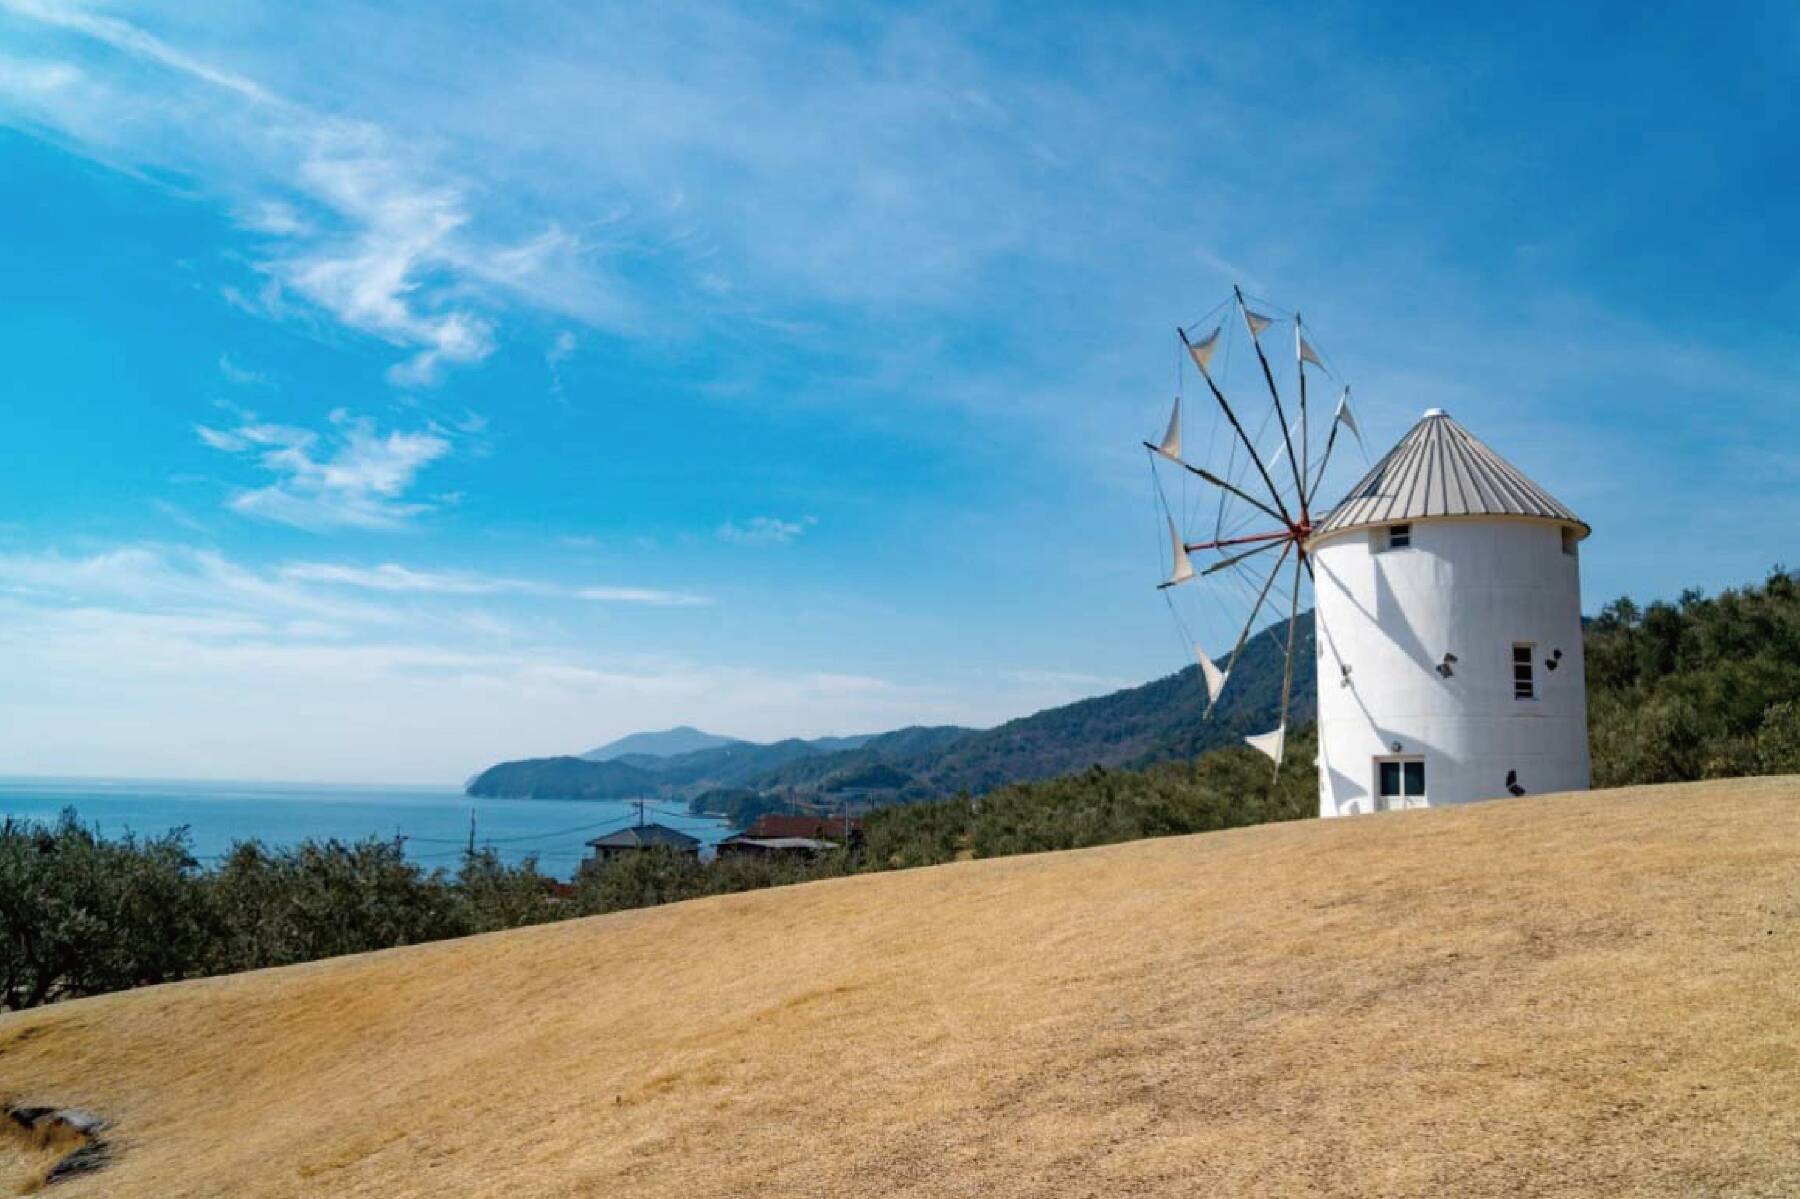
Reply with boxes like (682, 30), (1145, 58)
(1513, 643), (1536, 700)
(1561, 527), (1579, 556)
(1376, 757), (1426, 811)
(1376, 523), (1411, 552)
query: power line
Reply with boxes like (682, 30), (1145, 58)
(408, 813), (641, 847)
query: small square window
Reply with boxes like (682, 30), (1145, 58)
(1378, 523), (1411, 552)
(1376, 757), (1425, 810)
(1513, 643), (1536, 700)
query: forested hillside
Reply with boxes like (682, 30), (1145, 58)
(466, 755), (657, 799)
(908, 614), (1313, 796)
(1587, 567), (1800, 784)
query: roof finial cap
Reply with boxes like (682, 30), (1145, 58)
(1422, 407), (1449, 418)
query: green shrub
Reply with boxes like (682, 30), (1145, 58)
(0, 811), (208, 1009)
(203, 837), (463, 972)
(574, 847), (707, 915)
(1757, 701), (1800, 774)
(456, 849), (561, 933)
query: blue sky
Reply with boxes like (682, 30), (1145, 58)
(0, 1), (1794, 782)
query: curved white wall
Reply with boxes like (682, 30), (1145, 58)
(1311, 518), (1589, 818)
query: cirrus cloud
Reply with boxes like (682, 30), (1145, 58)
(717, 515), (816, 546)
(197, 408), (451, 531)
(283, 561), (711, 606)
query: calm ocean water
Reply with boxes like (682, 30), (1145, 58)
(0, 777), (734, 880)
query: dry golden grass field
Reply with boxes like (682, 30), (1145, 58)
(3, 777), (1799, 1197)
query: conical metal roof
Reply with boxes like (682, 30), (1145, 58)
(1310, 409), (1587, 544)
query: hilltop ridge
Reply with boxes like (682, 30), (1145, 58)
(580, 726), (746, 762)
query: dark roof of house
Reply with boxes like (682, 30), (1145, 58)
(585, 822), (701, 850)
(743, 813), (862, 840)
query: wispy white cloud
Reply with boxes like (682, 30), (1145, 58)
(197, 408), (451, 530)
(0, 544), (714, 646)
(272, 145), (497, 387)
(0, 541), (1015, 782)
(280, 561), (515, 595)
(217, 353), (268, 387)
(0, 1), (578, 385)
(0, 545), (390, 628)
(573, 585), (709, 607)
(546, 329), (577, 400)
(717, 514), (816, 546)
(149, 497), (211, 535)
(282, 561), (711, 606)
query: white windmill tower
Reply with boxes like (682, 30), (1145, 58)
(1306, 411), (1590, 816)
(1144, 291), (1590, 817)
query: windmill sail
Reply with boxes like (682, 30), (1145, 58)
(1335, 390), (1364, 451)
(1245, 724), (1285, 765)
(1298, 333), (1323, 368)
(1154, 396), (1181, 460)
(1183, 326), (1221, 374)
(1243, 309), (1273, 337)
(1196, 648), (1229, 703)
(1161, 517), (1195, 589)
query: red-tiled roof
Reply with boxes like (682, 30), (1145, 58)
(743, 813), (862, 840)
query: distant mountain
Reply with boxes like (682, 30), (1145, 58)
(747, 727), (974, 795)
(909, 612), (1314, 796)
(581, 726), (744, 761)
(609, 732), (895, 786)
(467, 756), (659, 800)
(621, 739), (841, 786)
(467, 615), (1314, 806)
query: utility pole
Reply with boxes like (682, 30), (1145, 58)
(466, 808), (477, 861)
(634, 798), (645, 828)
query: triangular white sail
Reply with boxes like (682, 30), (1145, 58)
(1243, 309), (1273, 338)
(1298, 333), (1323, 368)
(1335, 388), (1364, 451)
(1195, 647), (1229, 704)
(1154, 395), (1181, 460)
(1244, 724), (1285, 764)
(1162, 516), (1195, 588)
(1185, 326), (1220, 373)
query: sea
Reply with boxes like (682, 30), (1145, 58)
(0, 777), (736, 880)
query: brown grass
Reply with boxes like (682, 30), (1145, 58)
(0, 1128), (66, 1195)
(2, 777), (1799, 1197)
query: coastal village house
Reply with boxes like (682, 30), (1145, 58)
(715, 813), (863, 859)
(583, 822), (701, 867)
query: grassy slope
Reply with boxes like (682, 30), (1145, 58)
(3, 777), (1799, 1198)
